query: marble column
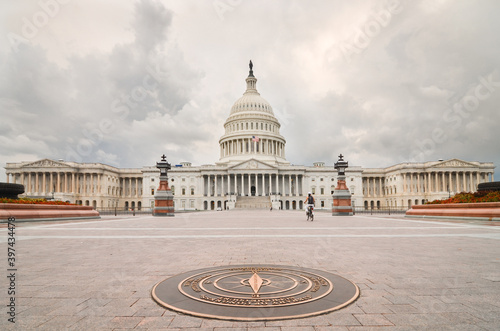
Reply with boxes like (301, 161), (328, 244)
(256, 174), (259, 196)
(417, 173), (420, 193)
(403, 173), (406, 193)
(276, 174), (279, 195)
(56, 172), (61, 193)
(42, 173), (46, 195)
(434, 172), (439, 192)
(35, 173), (39, 194)
(222, 175), (226, 196)
(215, 175), (219, 196)
(462, 172), (466, 192)
(281, 175), (285, 196)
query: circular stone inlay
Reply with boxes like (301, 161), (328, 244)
(152, 265), (359, 321)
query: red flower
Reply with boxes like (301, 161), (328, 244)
(0, 198), (74, 205)
(426, 191), (500, 204)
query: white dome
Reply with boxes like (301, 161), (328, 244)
(218, 63), (288, 166)
(230, 93), (275, 116)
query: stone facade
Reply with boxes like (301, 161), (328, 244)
(3, 66), (496, 211)
(362, 159), (495, 209)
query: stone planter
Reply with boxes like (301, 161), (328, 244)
(0, 203), (100, 222)
(406, 202), (500, 221)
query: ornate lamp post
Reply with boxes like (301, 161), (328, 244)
(153, 154), (174, 217)
(332, 154), (353, 216)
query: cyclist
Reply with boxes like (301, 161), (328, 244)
(304, 192), (315, 221)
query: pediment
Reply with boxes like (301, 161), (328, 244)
(229, 159), (277, 170)
(432, 159), (476, 168)
(24, 159), (67, 168)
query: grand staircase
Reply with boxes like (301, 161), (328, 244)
(235, 196), (272, 209)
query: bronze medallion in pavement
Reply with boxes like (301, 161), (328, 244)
(152, 264), (359, 321)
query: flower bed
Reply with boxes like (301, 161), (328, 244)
(0, 198), (73, 205)
(426, 191), (500, 204)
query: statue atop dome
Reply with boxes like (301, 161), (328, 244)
(248, 60), (254, 77)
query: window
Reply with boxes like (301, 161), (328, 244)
(320, 188), (324, 195)
(321, 201), (325, 207)
(151, 178), (154, 182)
(182, 188), (186, 195)
(312, 188), (316, 194)
(151, 188), (154, 195)
(191, 188), (194, 195)
(320, 178), (324, 181)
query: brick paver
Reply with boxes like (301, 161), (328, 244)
(1, 210), (500, 330)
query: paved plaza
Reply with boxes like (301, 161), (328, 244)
(1, 210), (500, 330)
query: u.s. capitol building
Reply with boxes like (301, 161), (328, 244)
(5, 65), (496, 211)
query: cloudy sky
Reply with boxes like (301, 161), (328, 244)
(1, 0), (499, 181)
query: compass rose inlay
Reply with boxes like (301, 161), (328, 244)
(152, 264), (359, 321)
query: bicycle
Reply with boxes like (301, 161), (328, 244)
(306, 205), (314, 221)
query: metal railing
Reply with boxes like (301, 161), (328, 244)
(96, 207), (154, 216)
(353, 206), (409, 215)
